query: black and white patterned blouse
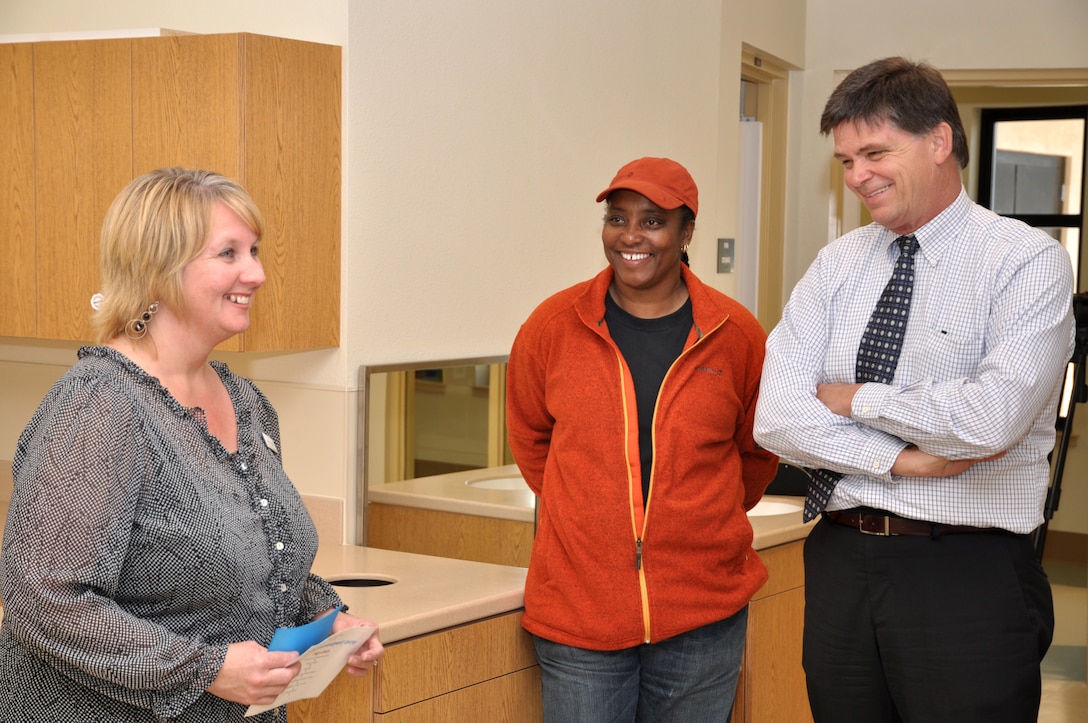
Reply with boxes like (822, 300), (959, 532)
(0, 346), (342, 722)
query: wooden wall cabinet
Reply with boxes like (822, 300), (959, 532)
(33, 38), (133, 343)
(289, 611), (543, 722)
(0, 42), (48, 339)
(0, 32), (341, 350)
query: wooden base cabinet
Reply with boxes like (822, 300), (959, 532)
(733, 540), (812, 723)
(289, 611), (542, 722)
(367, 502), (534, 568)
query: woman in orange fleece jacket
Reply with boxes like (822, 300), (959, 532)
(506, 157), (778, 723)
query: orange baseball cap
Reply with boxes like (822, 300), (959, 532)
(595, 157), (698, 217)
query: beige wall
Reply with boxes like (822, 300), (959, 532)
(2, 0), (1087, 538)
(0, 0), (805, 541)
(794, 0), (1088, 291)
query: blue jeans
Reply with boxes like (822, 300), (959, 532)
(533, 608), (748, 723)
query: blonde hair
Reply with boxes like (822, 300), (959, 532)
(92, 168), (264, 344)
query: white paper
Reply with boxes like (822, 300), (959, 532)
(245, 625), (376, 716)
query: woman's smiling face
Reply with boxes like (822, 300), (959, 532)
(602, 189), (693, 301)
(178, 201), (265, 345)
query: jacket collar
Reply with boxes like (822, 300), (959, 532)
(573, 265), (731, 338)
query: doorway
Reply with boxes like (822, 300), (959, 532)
(976, 104), (1087, 289)
(740, 45), (792, 330)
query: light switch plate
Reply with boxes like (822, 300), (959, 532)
(718, 238), (734, 273)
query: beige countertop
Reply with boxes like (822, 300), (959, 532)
(0, 508), (813, 637)
(367, 465), (817, 545)
(749, 497), (817, 550)
(308, 544), (528, 645)
(0, 543), (528, 644)
(368, 464), (535, 523)
(312, 497), (813, 645)
(0, 454), (813, 634)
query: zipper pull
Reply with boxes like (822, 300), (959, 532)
(635, 539), (643, 570)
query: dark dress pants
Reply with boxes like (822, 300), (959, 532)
(802, 515), (1053, 723)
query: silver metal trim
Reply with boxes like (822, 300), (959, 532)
(356, 355), (509, 545)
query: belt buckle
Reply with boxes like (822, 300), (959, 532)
(857, 514), (893, 536)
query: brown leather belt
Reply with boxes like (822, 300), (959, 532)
(824, 510), (996, 537)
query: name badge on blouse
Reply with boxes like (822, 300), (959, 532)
(262, 432), (279, 455)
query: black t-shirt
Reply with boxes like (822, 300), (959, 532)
(604, 293), (693, 507)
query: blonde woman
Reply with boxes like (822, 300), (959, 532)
(1, 168), (382, 722)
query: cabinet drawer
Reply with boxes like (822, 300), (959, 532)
(287, 669), (372, 723)
(374, 611), (536, 712)
(375, 667), (542, 722)
(289, 611), (539, 723)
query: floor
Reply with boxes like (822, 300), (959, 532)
(1040, 559), (1087, 722)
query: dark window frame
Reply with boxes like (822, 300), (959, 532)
(976, 104), (1087, 239)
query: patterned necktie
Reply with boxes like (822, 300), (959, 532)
(803, 235), (919, 521)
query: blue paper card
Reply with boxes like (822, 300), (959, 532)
(267, 605), (343, 654)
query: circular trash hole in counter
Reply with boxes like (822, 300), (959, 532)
(327, 574), (398, 588)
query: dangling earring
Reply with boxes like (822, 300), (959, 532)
(125, 302), (159, 340)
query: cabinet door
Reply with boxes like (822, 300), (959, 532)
(0, 43), (36, 338)
(743, 586), (811, 723)
(734, 540), (813, 723)
(132, 33), (341, 351)
(240, 33), (340, 351)
(33, 39), (133, 342)
(132, 33), (246, 351)
(374, 667), (542, 722)
(288, 668), (373, 723)
(132, 34), (243, 181)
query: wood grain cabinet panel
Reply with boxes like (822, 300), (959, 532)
(0, 43), (36, 338)
(5, 32), (340, 350)
(132, 32), (341, 351)
(240, 34), (342, 351)
(373, 667), (541, 722)
(367, 502), (534, 568)
(733, 540), (813, 723)
(288, 611), (543, 723)
(286, 666), (373, 723)
(373, 611), (537, 711)
(33, 39), (133, 342)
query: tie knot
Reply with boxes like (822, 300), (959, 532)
(896, 234), (918, 257)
